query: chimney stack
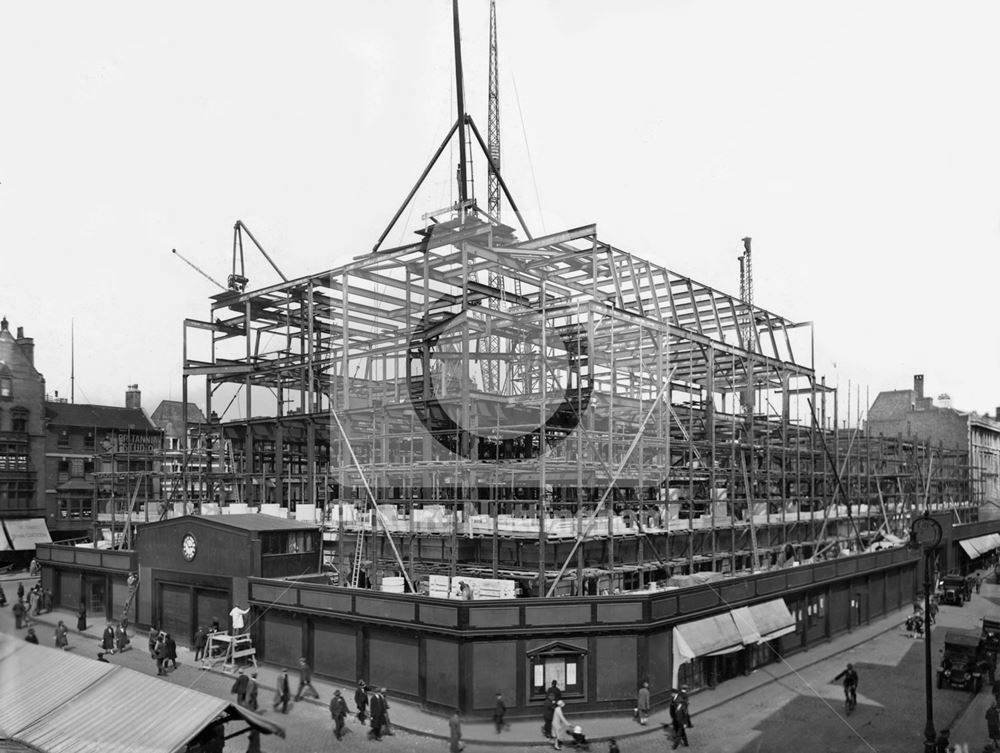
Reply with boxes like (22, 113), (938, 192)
(125, 384), (141, 410)
(995, 407), (1000, 421)
(14, 325), (34, 365)
(913, 374), (924, 401)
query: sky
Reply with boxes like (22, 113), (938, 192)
(2, 1), (999, 420)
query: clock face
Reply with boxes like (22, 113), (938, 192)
(912, 517), (942, 548)
(181, 533), (197, 562)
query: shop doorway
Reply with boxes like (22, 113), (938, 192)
(159, 583), (190, 640)
(83, 575), (106, 617)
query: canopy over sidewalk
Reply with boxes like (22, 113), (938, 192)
(0, 634), (283, 753)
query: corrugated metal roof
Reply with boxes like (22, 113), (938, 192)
(0, 634), (275, 753)
(16, 667), (227, 753)
(0, 640), (113, 737)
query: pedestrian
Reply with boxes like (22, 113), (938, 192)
(16, 582), (24, 602)
(115, 622), (130, 653)
(193, 626), (208, 662)
(43, 588), (53, 614)
(101, 623), (116, 654)
(368, 687), (386, 741)
(977, 574), (983, 594)
(934, 728), (951, 753)
(247, 727), (261, 753)
(330, 689), (348, 740)
(458, 581), (473, 601)
(12, 598), (25, 629)
(636, 680), (650, 725)
(26, 586), (35, 615)
(229, 603), (251, 634)
(608, 738), (620, 753)
(97, 651), (110, 663)
(273, 668), (291, 713)
(552, 700), (570, 750)
(295, 657), (320, 700)
(380, 688), (394, 736)
(24, 627), (38, 644)
(543, 691), (557, 739)
(148, 626), (159, 659)
(31, 584), (42, 615)
(678, 685), (693, 728)
(76, 599), (87, 631)
(988, 700), (1000, 749)
(154, 632), (168, 675)
(493, 691), (507, 733)
(549, 680), (563, 702)
(0, 582), (6, 606)
(54, 620), (69, 650)
(449, 710), (463, 753)
(232, 669), (250, 706)
(246, 672), (259, 711)
(669, 689), (690, 749)
(355, 679), (369, 722)
(165, 632), (178, 669)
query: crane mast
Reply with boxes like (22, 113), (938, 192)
(487, 0), (501, 221)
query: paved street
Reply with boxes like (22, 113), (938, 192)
(3, 569), (1000, 752)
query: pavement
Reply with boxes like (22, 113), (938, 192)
(3, 566), (1000, 752)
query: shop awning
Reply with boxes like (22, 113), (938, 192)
(673, 612), (746, 660)
(0, 527), (11, 551)
(749, 598), (797, 641)
(0, 634), (283, 753)
(958, 533), (1000, 560)
(960, 539), (982, 558)
(2, 518), (52, 550)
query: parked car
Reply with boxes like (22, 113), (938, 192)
(939, 575), (968, 607)
(938, 629), (990, 691)
(982, 617), (1000, 654)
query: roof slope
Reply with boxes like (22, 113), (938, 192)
(45, 402), (156, 431)
(140, 512), (319, 532)
(0, 634), (281, 753)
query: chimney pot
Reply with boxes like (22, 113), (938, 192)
(16, 326), (23, 338)
(913, 374), (924, 401)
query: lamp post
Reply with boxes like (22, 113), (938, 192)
(910, 510), (942, 753)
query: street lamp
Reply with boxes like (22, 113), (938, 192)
(910, 510), (943, 753)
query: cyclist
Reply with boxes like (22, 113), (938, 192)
(841, 663), (859, 709)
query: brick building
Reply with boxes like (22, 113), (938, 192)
(45, 386), (164, 541)
(0, 316), (49, 560)
(868, 374), (1000, 515)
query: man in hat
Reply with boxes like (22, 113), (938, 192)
(354, 679), (369, 722)
(231, 668), (250, 706)
(493, 691), (507, 733)
(330, 689), (348, 740)
(295, 657), (320, 701)
(669, 688), (690, 748)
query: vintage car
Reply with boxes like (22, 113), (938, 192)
(937, 629), (989, 691)
(939, 574), (968, 607)
(983, 617), (1000, 654)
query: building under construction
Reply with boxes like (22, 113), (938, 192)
(124, 0), (999, 713)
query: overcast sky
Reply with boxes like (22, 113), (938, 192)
(2, 1), (998, 420)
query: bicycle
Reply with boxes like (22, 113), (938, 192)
(844, 685), (857, 715)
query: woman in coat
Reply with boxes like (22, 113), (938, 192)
(76, 600), (87, 631)
(164, 633), (178, 669)
(54, 620), (69, 650)
(551, 700), (570, 750)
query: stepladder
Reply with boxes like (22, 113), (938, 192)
(204, 630), (258, 674)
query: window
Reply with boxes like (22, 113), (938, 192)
(0, 376), (11, 399)
(83, 432), (95, 450)
(58, 498), (93, 520)
(527, 643), (587, 699)
(11, 409), (27, 433)
(57, 430), (70, 449)
(70, 458), (84, 477)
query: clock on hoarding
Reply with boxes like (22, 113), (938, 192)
(181, 533), (197, 562)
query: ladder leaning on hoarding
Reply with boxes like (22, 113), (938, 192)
(121, 571), (139, 625)
(350, 522), (365, 587)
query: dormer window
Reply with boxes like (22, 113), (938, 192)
(0, 364), (12, 399)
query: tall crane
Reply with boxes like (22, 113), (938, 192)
(738, 236), (755, 352)
(487, 0), (501, 222)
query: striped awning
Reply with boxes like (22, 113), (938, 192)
(958, 533), (1000, 559)
(0, 634), (283, 753)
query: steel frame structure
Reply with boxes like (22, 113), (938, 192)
(180, 214), (974, 596)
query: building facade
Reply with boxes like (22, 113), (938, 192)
(45, 386), (164, 541)
(0, 316), (48, 560)
(869, 374), (1000, 513)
